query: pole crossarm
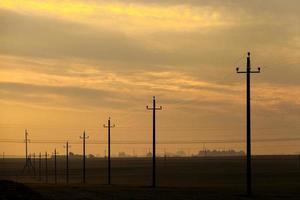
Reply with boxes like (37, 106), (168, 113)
(52, 149), (59, 155)
(103, 117), (115, 128)
(146, 106), (163, 110)
(63, 141), (71, 149)
(80, 131), (89, 140)
(236, 68), (261, 73)
(236, 52), (261, 74)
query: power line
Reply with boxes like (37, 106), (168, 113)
(1, 137), (300, 144)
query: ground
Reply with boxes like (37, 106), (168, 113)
(1, 156), (300, 199)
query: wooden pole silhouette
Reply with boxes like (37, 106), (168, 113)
(33, 153), (36, 176)
(236, 52), (261, 196)
(298, 155), (300, 170)
(63, 141), (71, 184)
(53, 149), (57, 184)
(45, 152), (49, 183)
(22, 130), (35, 175)
(38, 152), (42, 181)
(25, 130), (28, 161)
(104, 117), (115, 185)
(146, 96), (162, 188)
(80, 131), (89, 184)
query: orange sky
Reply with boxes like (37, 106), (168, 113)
(0, 0), (300, 156)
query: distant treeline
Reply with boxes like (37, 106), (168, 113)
(197, 149), (245, 157)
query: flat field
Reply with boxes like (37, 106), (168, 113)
(1, 156), (300, 199)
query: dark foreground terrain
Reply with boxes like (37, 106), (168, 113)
(1, 156), (300, 199)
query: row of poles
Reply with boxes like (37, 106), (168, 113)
(21, 52), (259, 195)
(23, 147), (68, 184)
(23, 96), (161, 186)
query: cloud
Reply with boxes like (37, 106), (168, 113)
(0, 0), (300, 154)
(1, 55), (299, 116)
(1, 1), (299, 85)
(0, 0), (232, 32)
(0, 81), (132, 111)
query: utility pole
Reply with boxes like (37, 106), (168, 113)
(33, 153), (36, 176)
(38, 152), (42, 181)
(53, 149), (58, 184)
(63, 141), (71, 184)
(236, 52), (261, 196)
(80, 131), (89, 184)
(22, 130), (35, 174)
(146, 96), (163, 188)
(25, 130), (29, 161)
(45, 152), (49, 183)
(103, 117), (115, 185)
(298, 154), (300, 170)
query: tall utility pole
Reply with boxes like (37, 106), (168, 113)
(80, 131), (89, 184)
(63, 141), (71, 184)
(53, 149), (58, 184)
(22, 130), (35, 174)
(236, 52), (261, 196)
(38, 152), (42, 181)
(146, 96), (163, 188)
(45, 152), (48, 183)
(33, 153), (36, 176)
(25, 130), (29, 161)
(298, 155), (300, 170)
(103, 117), (115, 185)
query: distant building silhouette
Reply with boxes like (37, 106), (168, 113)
(198, 149), (245, 157)
(118, 152), (129, 157)
(175, 150), (186, 157)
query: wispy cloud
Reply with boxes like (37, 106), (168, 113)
(0, 0), (300, 154)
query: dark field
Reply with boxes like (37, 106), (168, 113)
(1, 156), (300, 199)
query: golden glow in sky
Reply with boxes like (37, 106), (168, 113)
(0, 0), (299, 156)
(0, 0), (229, 32)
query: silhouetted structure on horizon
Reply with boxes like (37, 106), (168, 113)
(236, 52), (261, 196)
(104, 117), (115, 185)
(63, 141), (70, 184)
(22, 130), (35, 175)
(147, 96), (163, 188)
(80, 131), (89, 184)
(198, 149), (245, 157)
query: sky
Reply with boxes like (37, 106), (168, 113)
(0, 0), (299, 156)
